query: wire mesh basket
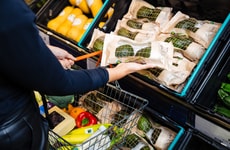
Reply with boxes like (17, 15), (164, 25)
(48, 83), (149, 150)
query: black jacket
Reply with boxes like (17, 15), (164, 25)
(0, 0), (109, 123)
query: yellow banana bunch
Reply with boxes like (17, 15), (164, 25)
(62, 124), (112, 145)
(61, 134), (91, 144)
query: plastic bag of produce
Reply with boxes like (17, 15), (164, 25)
(157, 33), (205, 61)
(101, 34), (174, 70)
(134, 114), (176, 150)
(87, 29), (106, 51)
(113, 19), (159, 42)
(120, 18), (160, 31)
(122, 133), (154, 150)
(136, 51), (195, 91)
(123, 0), (173, 30)
(161, 11), (221, 48)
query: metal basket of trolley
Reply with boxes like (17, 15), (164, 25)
(48, 83), (149, 150)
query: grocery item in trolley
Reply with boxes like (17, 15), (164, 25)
(48, 84), (149, 150)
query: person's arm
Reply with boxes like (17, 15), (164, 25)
(106, 62), (155, 82)
(47, 44), (76, 69)
(0, 0), (154, 96)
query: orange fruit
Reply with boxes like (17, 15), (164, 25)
(70, 107), (86, 119)
(67, 103), (74, 114)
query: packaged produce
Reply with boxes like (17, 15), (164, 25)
(47, 6), (74, 31)
(123, 0), (173, 29)
(113, 19), (159, 42)
(121, 18), (160, 32)
(61, 124), (111, 145)
(161, 11), (221, 48)
(101, 34), (174, 70)
(96, 101), (123, 124)
(56, 8), (83, 36)
(67, 123), (112, 135)
(69, 0), (90, 14)
(86, 0), (103, 17)
(123, 133), (154, 150)
(87, 28), (106, 51)
(128, 114), (177, 150)
(46, 95), (75, 109)
(66, 14), (88, 41)
(157, 33), (205, 61)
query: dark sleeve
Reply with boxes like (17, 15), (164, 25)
(0, 0), (109, 95)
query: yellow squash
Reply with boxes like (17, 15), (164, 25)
(66, 14), (88, 41)
(86, 0), (103, 17)
(47, 6), (74, 31)
(56, 8), (83, 36)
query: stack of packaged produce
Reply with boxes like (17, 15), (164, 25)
(87, 0), (222, 93)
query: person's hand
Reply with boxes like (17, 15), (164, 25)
(106, 62), (155, 82)
(47, 45), (76, 69)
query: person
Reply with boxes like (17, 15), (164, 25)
(0, 0), (155, 150)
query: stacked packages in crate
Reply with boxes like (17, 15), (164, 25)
(87, 0), (223, 94)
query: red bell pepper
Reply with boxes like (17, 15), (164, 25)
(76, 111), (97, 128)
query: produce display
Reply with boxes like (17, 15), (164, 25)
(87, 0), (221, 92)
(128, 114), (177, 150)
(214, 72), (230, 118)
(46, 0), (112, 42)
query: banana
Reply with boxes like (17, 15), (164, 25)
(61, 134), (91, 144)
(62, 124), (112, 144)
(67, 123), (112, 135)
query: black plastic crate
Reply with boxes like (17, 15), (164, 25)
(36, 0), (110, 49)
(142, 106), (185, 150)
(26, 0), (49, 14)
(81, 0), (230, 101)
(186, 114), (230, 149)
(177, 128), (230, 150)
(191, 37), (230, 124)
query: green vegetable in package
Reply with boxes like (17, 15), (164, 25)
(216, 72), (230, 117)
(164, 35), (192, 50)
(175, 18), (198, 32)
(217, 73), (230, 109)
(117, 27), (138, 40)
(148, 67), (164, 77)
(137, 6), (161, 21)
(124, 134), (152, 150)
(135, 46), (151, 58)
(137, 115), (152, 133)
(126, 19), (143, 29)
(221, 82), (230, 93)
(93, 36), (104, 51)
(214, 105), (230, 118)
(46, 95), (74, 108)
(115, 44), (134, 57)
